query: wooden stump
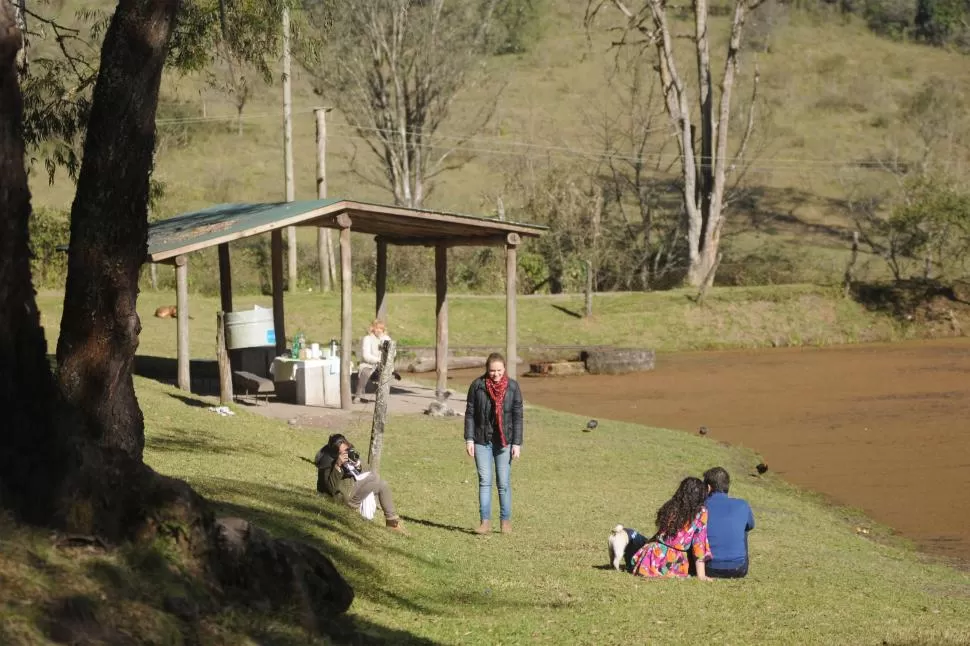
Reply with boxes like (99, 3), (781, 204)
(583, 349), (656, 375)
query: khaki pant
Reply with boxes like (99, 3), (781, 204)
(355, 364), (376, 399)
(347, 473), (397, 521)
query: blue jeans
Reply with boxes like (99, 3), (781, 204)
(474, 442), (511, 522)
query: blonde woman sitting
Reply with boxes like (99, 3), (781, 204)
(353, 319), (390, 403)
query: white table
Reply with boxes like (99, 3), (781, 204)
(270, 357), (344, 407)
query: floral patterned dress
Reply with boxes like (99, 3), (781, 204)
(632, 508), (712, 578)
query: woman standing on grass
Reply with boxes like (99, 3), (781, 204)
(632, 477), (713, 580)
(464, 352), (524, 535)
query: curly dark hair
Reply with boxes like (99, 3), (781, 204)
(655, 477), (707, 537)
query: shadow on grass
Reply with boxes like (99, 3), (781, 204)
(145, 431), (278, 459)
(400, 514), (478, 536)
(551, 304), (583, 319)
(167, 392), (212, 408)
(6, 481), (447, 646)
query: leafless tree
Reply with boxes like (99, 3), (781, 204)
(206, 43), (256, 136)
(306, 0), (501, 208)
(587, 0), (763, 288)
(594, 56), (683, 288)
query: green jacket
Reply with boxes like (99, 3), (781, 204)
(315, 446), (369, 501)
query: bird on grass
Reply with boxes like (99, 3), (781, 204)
(698, 426), (709, 436)
(756, 463), (769, 475)
(584, 419), (598, 432)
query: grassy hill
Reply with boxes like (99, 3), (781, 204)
(27, 1), (970, 292)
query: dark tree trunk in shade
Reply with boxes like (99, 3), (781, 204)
(0, 2), (73, 523)
(56, 0), (181, 461)
(0, 2), (356, 624)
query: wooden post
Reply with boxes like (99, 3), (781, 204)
(585, 259), (593, 318)
(175, 255), (190, 391)
(338, 214), (353, 410)
(376, 238), (388, 322)
(216, 311), (233, 405)
(149, 263), (157, 290)
(435, 244), (448, 397)
(368, 338), (396, 475)
(282, 6), (297, 292)
(271, 229), (286, 356)
(315, 106), (335, 292)
(505, 233), (520, 379)
(217, 242), (233, 314)
(843, 231), (860, 298)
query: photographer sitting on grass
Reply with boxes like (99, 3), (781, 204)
(314, 433), (405, 533)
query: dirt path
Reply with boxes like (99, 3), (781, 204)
(475, 339), (970, 564)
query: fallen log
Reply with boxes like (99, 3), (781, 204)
(407, 356), (488, 373)
(525, 361), (588, 377)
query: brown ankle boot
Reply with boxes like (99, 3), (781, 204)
(501, 520), (512, 534)
(474, 520), (491, 534)
(386, 518), (407, 534)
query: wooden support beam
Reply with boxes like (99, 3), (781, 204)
(175, 255), (190, 391)
(218, 242), (233, 314)
(339, 216), (353, 410)
(271, 229), (286, 356)
(216, 310), (233, 405)
(376, 238), (388, 322)
(315, 106), (335, 292)
(506, 236), (519, 380)
(435, 244), (448, 397)
(374, 234), (509, 248)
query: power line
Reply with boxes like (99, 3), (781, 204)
(154, 105), (970, 172)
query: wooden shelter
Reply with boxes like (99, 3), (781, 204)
(147, 199), (546, 408)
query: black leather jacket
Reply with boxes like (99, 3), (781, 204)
(463, 377), (524, 446)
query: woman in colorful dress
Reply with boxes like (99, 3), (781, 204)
(632, 477), (713, 580)
(464, 352), (524, 535)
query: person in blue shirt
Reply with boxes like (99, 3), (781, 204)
(703, 466), (755, 578)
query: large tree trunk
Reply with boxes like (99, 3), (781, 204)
(56, 0), (180, 461)
(0, 3), (356, 627)
(0, 2), (73, 524)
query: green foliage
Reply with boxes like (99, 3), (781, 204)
(915, 0), (970, 47)
(29, 208), (71, 289)
(488, 0), (545, 54)
(863, 0), (917, 37)
(170, 0), (315, 80)
(885, 175), (970, 279)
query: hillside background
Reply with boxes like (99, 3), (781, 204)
(27, 0), (970, 295)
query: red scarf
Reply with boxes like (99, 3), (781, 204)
(485, 375), (510, 447)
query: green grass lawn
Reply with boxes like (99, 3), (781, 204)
(6, 375), (968, 644)
(139, 381), (970, 644)
(35, 284), (905, 365)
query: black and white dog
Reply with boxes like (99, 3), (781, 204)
(608, 524), (650, 571)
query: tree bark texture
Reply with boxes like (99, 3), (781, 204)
(0, 2), (72, 523)
(56, 0), (181, 461)
(368, 339), (397, 475)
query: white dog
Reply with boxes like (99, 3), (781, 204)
(609, 524), (651, 571)
(608, 524), (631, 571)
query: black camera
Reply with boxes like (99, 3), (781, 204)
(347, 447), (360, 463)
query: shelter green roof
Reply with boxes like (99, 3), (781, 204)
(147, 198), (545, 263)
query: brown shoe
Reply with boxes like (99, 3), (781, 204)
(474, 520), (491, 535)
(386, 519), (408, 535)
(500, 520), (512, 534)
